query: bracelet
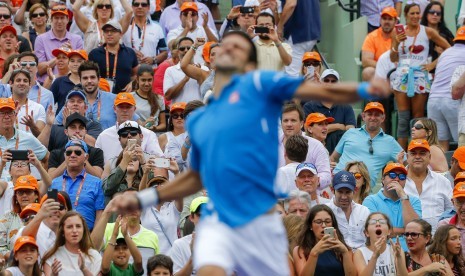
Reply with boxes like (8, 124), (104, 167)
(357, 82), (372, 100)
(191, 46), (198, 52)
(391, 47), (398, 53)
(275, 42), (282, 48)
(108, 242), (117, 246)
(183, 142), (191, 149)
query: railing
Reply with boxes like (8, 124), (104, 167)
(334, 0), (360, 21)
(314, 45), (331, 70)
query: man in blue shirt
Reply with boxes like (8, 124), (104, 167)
(50, 140), (104, 230)
(331, 102), (402, 187)
(116, 31), (389, 276)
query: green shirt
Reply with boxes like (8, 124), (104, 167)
(109, 263), (144, 276)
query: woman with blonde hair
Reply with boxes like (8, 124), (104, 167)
(345, 161), (371, 204)
(42, 211), (101, 275)
(283, 214), (304, 276)
(21, 3), (50, 50)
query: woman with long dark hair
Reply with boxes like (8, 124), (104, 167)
(42, 211), (101, 275)
(3, 236), (41, 276)
(429, 225), (465, 276)
(158, 102), (187, 156)
(293, 205), (355, 275)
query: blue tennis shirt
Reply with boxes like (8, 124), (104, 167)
(187, 71), (303, 227)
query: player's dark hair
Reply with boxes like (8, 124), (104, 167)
(223, 30), (258, 65)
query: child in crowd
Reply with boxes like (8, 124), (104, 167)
(146, 254), (174, 276)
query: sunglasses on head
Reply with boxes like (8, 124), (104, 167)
(428, 10), (442, 16)
(52, 7), (67, 11)
(132, 2), (148, 7)
(171, 113), (184, 120)
(413, 124), (427, 130)
(304, 62), (320, 67)
(31, 12), (46, 18)
(0, 14), (11, 20)
(65, 149), (83, 156)
(20, 61), (37, 67)
(182, 11), (198, 16)
(119, 130), (140, 138)
(386, 171), (407, 180)
(97, 4), (112, 9)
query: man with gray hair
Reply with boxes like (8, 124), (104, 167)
(284, 190), (312, 218)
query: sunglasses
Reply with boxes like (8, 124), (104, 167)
(59, 204), (65, 210)
(367, 218), (387, 225)
(97, 4), (112, 9)
(178, 46), (191, 52)
(303, 62), (320, 67)
(313, 219), (332, 226)
(368, 139), (374, 155)
(21, 214), (36, 223)
(428, 10), (442, 16)
(0, 14), (11, 19)
(386, 172), (407, 180)
(296, 162), (317, 171)
(171, 114), (184, 120)
(65, 149), (83, 156)
(413, 124), (427, 130)
(182, 11), (198, 17)
(323, 79), (337, 83)
(132, 2), (148, 7)
(403, 232), (424, 239)
(16, 189), (35, 196)
(351, 172), (362, 180)
(119, 130), (140, 138)
(31, 12), (46, 18)
(20, 61), (37, 67)
(0, 110), (15, 117)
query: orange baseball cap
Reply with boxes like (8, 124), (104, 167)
(114, 92), (136, 106)
(52, 47), (70, 57)
(302, 52), (321, 62)
(67, 49), (88, 61)
(180, 2), (198, 12)
(0, 98), (15, 110)
(453, 146), (465, 170)
(14, 175), (39, 191)
(40, 193), (66, 205)
(19, 203), (40, 218)
(14, 236), (38, 254)
(305, 113), (335, 127)
(453, 182), (465, 198)
(202, 42), (213, 63)
(170, 102), (187, 113)
(0, 25), (17, 37)
(99, 78), (111, 92)
(455, 171), (465, 184)
(381, 6), (398, 18)
(408, 139), (430, 152)
(383, 162), (407, 175)
(455, 27), (465, 42)
(364, 102), (385, 114)
(51, 5), (69, 17)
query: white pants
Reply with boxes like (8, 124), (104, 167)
(284, 37), (318, 76)
(194, 212), (289, 276)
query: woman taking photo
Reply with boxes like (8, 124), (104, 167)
(404, 219), (453, 275)
(390, 3), (450, 149)
(293, 205), (355, 276)
(429, 225), (465, 276)
(354, 212), (408, 276)
(301, 52), (322, 82)
(42, 211), (101, 275)
(344, 161), (371, 204)
(21, 3), (50, 50)
(132, 64), (166, 132)
(2, 236), (41, 276)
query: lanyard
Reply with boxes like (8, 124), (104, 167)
(14, 129), (19, 149)
(401, 25), (420, 55)
(62, 172), (87, 207)
(131, 19), (147, 51)
(15, 100), (29, 132)
(97, 98), (101, 122)
(105, 47), (118, 79)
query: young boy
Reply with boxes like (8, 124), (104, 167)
(101, 217), (144, 275)
(147, 254), (174, 276)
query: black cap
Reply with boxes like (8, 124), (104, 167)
(65, 113), (88, 129)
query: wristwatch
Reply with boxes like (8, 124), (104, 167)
(400, 194), (409, 201)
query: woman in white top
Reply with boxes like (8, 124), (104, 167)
(390, 2), (450, 149)
(354, 212), (408, 276)
(42, 211), (102, 276)
(72, 0), (132, 53)
(4, 236), (41, 276)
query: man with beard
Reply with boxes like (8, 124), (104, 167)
(250, 12), (291, 71)
(361, 7), (397, 81)
(331, 102), (402, 188)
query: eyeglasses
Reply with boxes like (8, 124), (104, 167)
(119, 130), (140, 138)
(368, 139), (374, 155)
(21, 214), (36, 223)
(52, 7), (67, 11)
(11, 161), (29, 168)
(103, 28), (119, 34)
(323, 79), (337, 83)
(313, 219), (332, 226)
(303, 62), (320, 67)
(16, 189), (35, 196)
(171, 113), (184, 120)
(20, 61), (37, 67)
(428, 10), (442, 16)
(65, 149), (83, 156)
(351, 172), (362, 180)
(454, 198), (465, 206)
(132, 2), (148, 7)
(97, 4), (112, 9)
(367, 218), (387, 225)
(0, 110), (15, 117)
(31, 12), (46, 18)
(0, 14), (11, 20)
(178, 46), (191, 52)
(386, 172), (407, 180)
(403, 232), (424, 239)
(181, 11), (198, 17)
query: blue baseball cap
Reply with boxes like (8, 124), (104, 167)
(65, 139), (88, 153)
(66, 89), (87, 103)
(332, 171), (356, 191)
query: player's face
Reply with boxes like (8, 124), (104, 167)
(215, 34), (254, 73)
(281, 110), (303, 137)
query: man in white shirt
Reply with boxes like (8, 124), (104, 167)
(169, 196), (207, 275)
(404, 139), (453, 233)
(95, 93), (163, 163)
(326, 171), (370, 250)
(295, 163), (330, 207)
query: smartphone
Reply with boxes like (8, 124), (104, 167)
(306, 66), (315, 77)
(254, 26), (269, 34)
(154, 158), (170, 169)
(9, 150), (29, 160)
(127, 139), (137, 149)
(240, 6), (254, 14)
(395, 24), (405, 35)
(324, 227), (335, 238)
(47, 188), (58, 201)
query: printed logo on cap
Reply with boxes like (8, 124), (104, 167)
(458, 185), (465, 192)
(340, 174), (349, 182)
(17, 176), (28, 184)
(123, 122), (134, 128)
